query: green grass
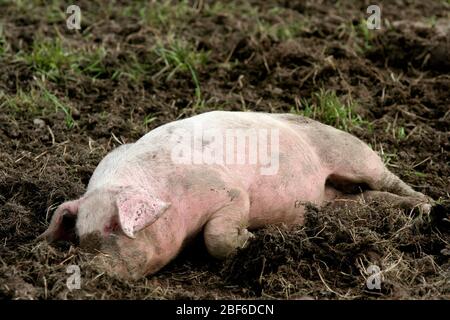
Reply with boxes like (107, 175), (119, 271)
(43, 0), (66, 24)
(1, 83), (75, 129)
(18, 38), (108, 81)
(2, 0), (37, 12)
(0, 26), (7, 56)
(396, 126), (406, 140)
(291, 90), (366, 131)
(204, 1), (259, 17)
(1, 89), (40, 114)
(204, 3), (306, 41)
(357, 19), (374, 51)
(425, 16), (438, 27)
(3, 0), (66, 22)
(256, 8), (306, 41)
(378, 147), (398, 167)
(80, 46), (108, 78)
(21, 38), (78, 81)
(112, 53), (152, 83)
(143, 112), (160, 127)
(412, 171), (427, 178)
(384, 122), (408, 141)
(154, 38), (209, 105)
(138, 0), (194, 30)
(336, 20), (375, 53)
(39, 85), (74, 129)
(256, 18), (305, 41)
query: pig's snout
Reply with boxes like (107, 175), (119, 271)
(79, 231), (106, 253)
(81, 232), (153, 280)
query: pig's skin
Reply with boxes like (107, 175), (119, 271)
(39, 111), (431, 279)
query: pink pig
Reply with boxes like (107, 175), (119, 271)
(39, 111), (431, 279)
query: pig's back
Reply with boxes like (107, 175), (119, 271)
(126, 110), (327, 184)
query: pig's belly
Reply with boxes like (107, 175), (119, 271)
(227, 136), (329, 229)
(246, 171), (327, 228)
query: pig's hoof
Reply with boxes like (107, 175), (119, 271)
(412, 195), (434, 215)
(416, 202), (432, 215)
(205, 228), (254, 260)
(237, 229), (254, 249)
(402, 197), (433, 215)
(391, 194), (433, 215)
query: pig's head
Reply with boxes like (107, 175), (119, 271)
(39, 186), (171, 242)
(38, 186), (171, 278)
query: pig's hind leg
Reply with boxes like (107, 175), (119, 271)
(322, 130), (432, 213)
(328, 188), (432, 214)
(203, 188), (253, 259)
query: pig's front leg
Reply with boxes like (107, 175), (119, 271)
(203, 187), (253, 259)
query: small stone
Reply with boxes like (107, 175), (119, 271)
(33, 118), (46, 128)
(273, 87), (283, 95)
(71, 108), (81, 119)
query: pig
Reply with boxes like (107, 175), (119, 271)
(38, 111), (432, 279)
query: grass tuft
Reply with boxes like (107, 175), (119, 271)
(138, 0), (194, 30)
(18, 38), (109, 81)
(154, 38), (209, 104)
(2, 83), (75, 129)
(39, 85), (75, 129)
(0, 25), (9, 56)
(291, 90), (367, 131)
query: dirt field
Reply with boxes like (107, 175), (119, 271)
(0, 0), (449, 299)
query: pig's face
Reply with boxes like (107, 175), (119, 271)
(38, 186), (171, 278)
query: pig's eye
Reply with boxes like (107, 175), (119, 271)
(103, 222), (119, 234)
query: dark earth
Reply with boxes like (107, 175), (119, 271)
(0, 0), (449, 299)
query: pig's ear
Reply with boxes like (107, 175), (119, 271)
(37, 200), (80, 243)
(116, 188), (171, 239)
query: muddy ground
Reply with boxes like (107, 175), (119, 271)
(0, 0), (449, 299)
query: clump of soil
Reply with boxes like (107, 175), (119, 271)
(223, 203), (450, 299)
